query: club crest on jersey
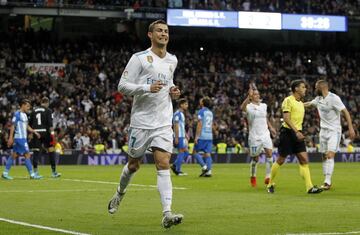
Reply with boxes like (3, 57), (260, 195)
(147, 56), (153, 63)
(122, 71), (128, 79)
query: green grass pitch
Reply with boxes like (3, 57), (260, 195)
(1, 163), (360, 235)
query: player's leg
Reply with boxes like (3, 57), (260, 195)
(249, 155), (258, 187)
(153, 148), (183, 228)
(2, 152), (16, 180)
(30, 133), (42, 177)
(263, 135), (274, 185)
(108, 128), (146, 214)
(172, 138), (187, 175)
(193, 140), (207, 174)
(48, 148), (61, 177)
(24, 152), (42, 179)
(296, 152), (322, 194)
(321, 130), (340, 190)
(32, 151), (41, 176)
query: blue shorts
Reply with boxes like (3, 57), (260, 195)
(194, 139), (213, 153)
(175, 137), (187, 149)
(13, 138), (30, 155)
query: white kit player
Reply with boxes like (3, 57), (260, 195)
(241, 84), (276, 187)
(107, 20), (183, 228)
(305, 80), (355, 190)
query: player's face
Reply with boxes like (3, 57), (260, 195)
(149, 24), (169, 47)
(252, 90), (260, 102)
(296, 83), (307, 97)
(199, 99), (203, 107)
(22, 103), (31, 113)
(315, 82), (323, 96)
(181, 102), (189, 111)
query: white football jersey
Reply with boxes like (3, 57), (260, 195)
(118, 48), (177, 129)
(246, 102), (270, 139)
(310, 92), (346, 132)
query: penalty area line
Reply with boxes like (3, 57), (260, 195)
(286, 231), (360, 235)
(0, 217), (91, 235)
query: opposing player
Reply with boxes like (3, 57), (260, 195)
(193, 96), (214, 177)
(305, 80), (355, 190)
(171, 98), (189, 176)
(2, 99), (42, 180)
(29, 97), (61, 178)
(107, 20), (183, 228)
(240, 85), (276, 187)
(267, 80), (322, 194)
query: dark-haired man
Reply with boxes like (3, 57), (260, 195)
(267, 80), (322, 194)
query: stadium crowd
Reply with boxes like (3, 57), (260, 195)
(0, 30), (359, 153)
(3, 0), (360, 15)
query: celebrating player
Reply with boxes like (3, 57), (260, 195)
(29, 97), (61, 178)
(305, 80), (355, 190)
(171, 98), (190, 176)
(107, 20), (183, 228)
(2, 99), (42, 180)
(267, 80), (322, 194)
(241, 85), (276, 187)
(193, 96), (214, 177)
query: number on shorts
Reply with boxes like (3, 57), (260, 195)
(130, 136), (136, 147)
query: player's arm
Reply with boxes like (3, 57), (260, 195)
(173, 116), (180, 145)
(240, 86), (254, 112)
(27, 125), (40, 138)
(304, 97), (318, 108)
(267, 118), (276, 137)
(341, 108), (356, 140)
(282, 98), (304, 140)
(118, 55), (163, 95)
(195, 120), (202, 145)
(7, 124), (15, 147)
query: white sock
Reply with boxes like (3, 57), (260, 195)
(202, 165), (207, 170)
(324, 158), (334, 185)
(157, 169), (172, 214)
(265, 157), (273, 178)
(118, 163), (134, 194)
(250, 159), (257, 177)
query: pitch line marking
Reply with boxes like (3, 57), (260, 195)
(62, 178), (188, 190)
(0, 217), (91, 235)
(0, 188), (154, 193)
(286, 231), (360, 235)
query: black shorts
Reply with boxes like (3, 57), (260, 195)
(29, 131), (52, 150)
(278, 127), (306, 157)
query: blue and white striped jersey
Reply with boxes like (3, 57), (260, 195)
(12, 111), (28, 139)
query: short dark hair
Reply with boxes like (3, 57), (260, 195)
(202, 96), (212, 108)
(178, 98), (188, 107)
(291, 79), (306, 92)
(148, 19), (167, 32)
(41, 97), (49, 105)
(19, 99), (31, 106)
(316, 79), (328, 86)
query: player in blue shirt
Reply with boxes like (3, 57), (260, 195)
(171, 99), (189, 176)
(193, 97), (214, 177)
(2, 99), (42, 180)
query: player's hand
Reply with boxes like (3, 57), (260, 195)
(7, 138), (13, 148)
(349, 127), (356, 140)
(34, 131), (41, 138)
(170, 86), (181, 99)
(174, 137), (179, 145)
(295, 131), (305, 141)
(150, 81), (164, 93)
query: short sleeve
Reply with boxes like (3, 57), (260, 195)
(198, 110), (203, 120)
(282, 98), (291, 113)
(174, 114), (180, 123)
(333, 95), (346, 112)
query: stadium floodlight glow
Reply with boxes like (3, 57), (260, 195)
(282, 14), (347, 32)
(238, 12), (281, 30)
(167, 9), (238, 28)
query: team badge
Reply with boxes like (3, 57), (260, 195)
(122, 71), (128, 79)
(147, 56), (153, 63)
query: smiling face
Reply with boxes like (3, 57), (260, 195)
(252, 90), (261, 103)
(148, 22), (169, 48)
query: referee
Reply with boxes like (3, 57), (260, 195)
(267, 80), (322, 194)
(29, 97), (61, 178)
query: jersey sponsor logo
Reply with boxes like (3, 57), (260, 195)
(147, 56), (153, 63)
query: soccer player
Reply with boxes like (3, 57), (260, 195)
(305, 80), (355, 190)
(107, 20), (183, 228)
(193, 96), (214, 177)
(29, 97), (61, 178)
(2, 99), (42, 180)
(240, 85), (276, 187)
(267, 80), (322, 194)
(171, 98), (189, 176)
